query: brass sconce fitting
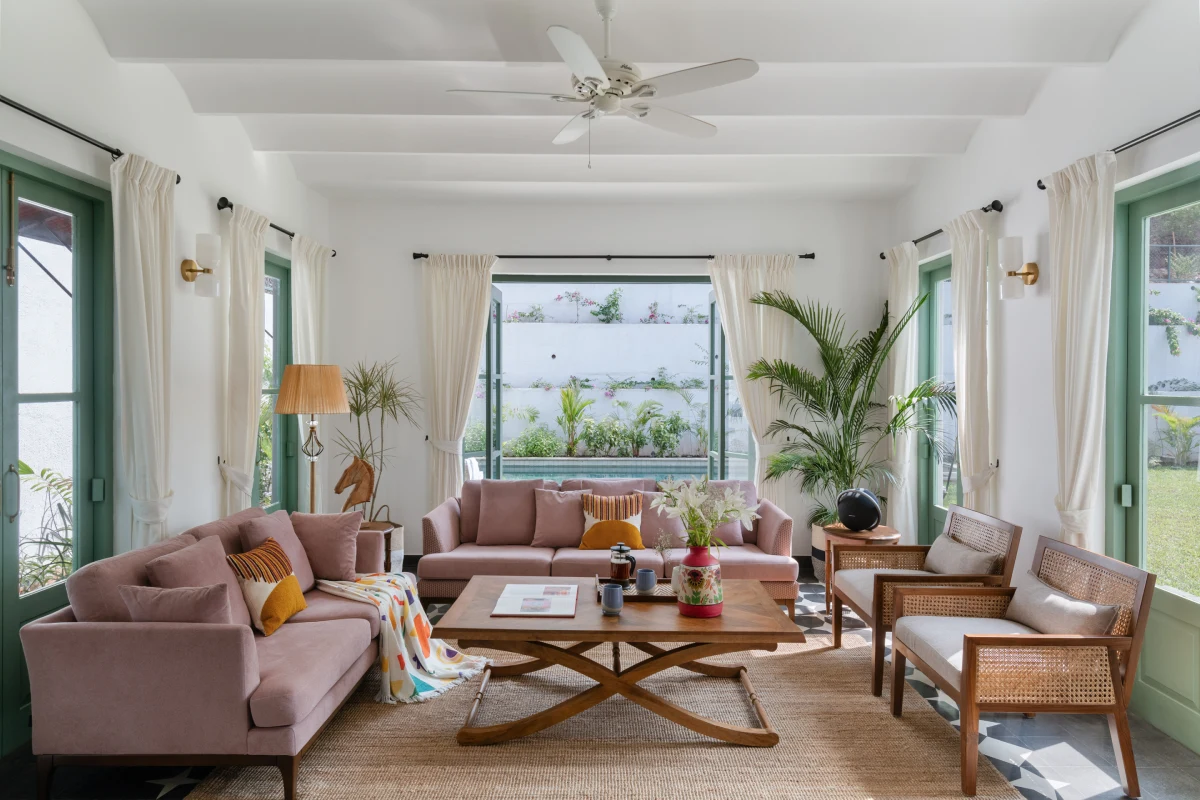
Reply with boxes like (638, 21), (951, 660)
(1006, 262), (1039, 286)
(180, 258), (213, 283)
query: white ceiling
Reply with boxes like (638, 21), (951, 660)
(80, 0), (1151, 201)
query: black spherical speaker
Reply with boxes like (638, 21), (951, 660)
(836, 488), (881, 532)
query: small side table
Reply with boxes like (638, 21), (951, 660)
(361, 522), (403, 572)
(823, 524), (901, 614)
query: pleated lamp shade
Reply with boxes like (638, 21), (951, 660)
(274, 365), (350, 415)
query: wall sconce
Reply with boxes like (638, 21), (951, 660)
(998, 236), (1039, 300)
(181, 233), (221, 298)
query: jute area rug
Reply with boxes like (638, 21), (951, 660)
(191, 633), (1018, 799)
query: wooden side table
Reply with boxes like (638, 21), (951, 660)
(823, 524), (901, 614)
(360, 522), (402, 572)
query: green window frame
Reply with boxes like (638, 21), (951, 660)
(917, 254), (961, 544)
(252, 253), (297, 513)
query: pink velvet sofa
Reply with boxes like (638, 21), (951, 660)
(21, 507), (400, 800)
(419, 478), (800, 615)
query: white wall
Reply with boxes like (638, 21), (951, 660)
(0, 0), (331, 552)
(326, 197), (892, 554)
(893, 0), (1200, 573)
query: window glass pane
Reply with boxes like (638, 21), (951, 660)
(1144, 404), (1200, 598)
(18, 198), (74, 394)
(935, 277), (960, 507)
(263, 275), (279, 390)
(256, 393), (277, 509)
(18, 401), (75, 595)
(723, 378), (750, 481)
(1146, 201), (1200, 396)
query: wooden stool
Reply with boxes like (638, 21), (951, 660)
(823, 524), (901, 614)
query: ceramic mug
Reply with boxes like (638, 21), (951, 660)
(601, 583), (624, 616)
(635, 568), (657, 594)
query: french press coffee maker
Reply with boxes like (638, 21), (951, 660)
(609, 542), (637, 586)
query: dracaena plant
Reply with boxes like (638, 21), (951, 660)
(747, 292), (956, 527)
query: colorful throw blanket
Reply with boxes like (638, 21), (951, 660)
(317, 573), (488, 704)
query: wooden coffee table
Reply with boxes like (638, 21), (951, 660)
(433, 575), (805, 747)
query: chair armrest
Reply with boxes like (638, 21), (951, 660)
(753, 499), (793, 556)
(422, 497), (461, 554)
(872, 574), (1005, 626)
(963, 633), (1131, 707)
(20, 618), (258, 755)
(356, 529), (386, 573)
(832, 544), (928, 574)
(893, 586), (1015, 622)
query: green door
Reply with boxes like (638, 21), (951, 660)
(253, 254), (297, 513)
(706, 291), (754, 482)
(917, 257), (962, 543)
(0, 165), (110, 754)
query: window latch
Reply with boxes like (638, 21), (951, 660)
(1119, 484), (1134, 508)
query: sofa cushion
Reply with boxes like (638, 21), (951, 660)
(640, 491), (686, 548)
(290, 589), (381, 639)
(531, 489), (591, 548)
(833, 567), (932, 613)
(661, 545), (798, 582)
(417, 543), (554, 580)
(552, 548), (665, 578)
(477, 479), (543, 545)
(290, 511), (363, 581)
(146, 535), (253, 627)
(66, 533), (198, 622)
(923, 533), (1001, 576)
(241, 510), (315, 592)
(894, 615), (1036, 690)
(251, 618), (371, 727)
(459, 480), (482, 543)
(559, 478), (655, 496)
(118, 583), (232, 624)
(1005, 570), (1121, 635)
(183, 507), (267, 556)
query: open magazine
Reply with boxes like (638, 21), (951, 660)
(491, 583), (579, 618)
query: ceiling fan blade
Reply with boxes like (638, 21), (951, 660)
(623, 105), (717, 139)
(447, 89), (582, 102)
(546, 25), (610, 91)
(633, 59), (759, 99)
(553, 112), (593, 145)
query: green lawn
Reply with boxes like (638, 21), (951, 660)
(1146, 466), (1200, 599)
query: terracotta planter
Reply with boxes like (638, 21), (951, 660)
(676, 546), (723, 617)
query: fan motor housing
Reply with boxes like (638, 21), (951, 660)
(572, 58), (642, 97)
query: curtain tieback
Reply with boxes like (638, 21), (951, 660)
(1055, 498), (1092, 539)
(430, 438), (462, 456)
(961, 463), (996, 494)
(130, 491), (174, 525)
(219, 463), (252, 494)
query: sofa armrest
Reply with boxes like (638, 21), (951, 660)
(422, 497), (461, 555)
(20, 617), (259, 755)
(754, 499), (793, 557)
(356, 529), (386, 573)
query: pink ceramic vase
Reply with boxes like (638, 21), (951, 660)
(677, 545), (723, 618)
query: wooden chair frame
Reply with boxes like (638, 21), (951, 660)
(831, 505), (1022, 695)
(889, 538), (1156, 797)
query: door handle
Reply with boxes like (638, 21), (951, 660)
(4, 463), (19, 522)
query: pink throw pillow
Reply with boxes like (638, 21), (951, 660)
(582, 478), (651, 496)
(240, 510), (315, 591)
(531, 489), (592, 548)
(290, 510), (363, 581)
(639, 491), (688, 548)
(706, 480), (757, 547)
(118, 583), (232, 624)
(477, 479), (544, 546)
(145, 535), (252, 627)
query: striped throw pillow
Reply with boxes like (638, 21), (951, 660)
(226, 538), (307, 635)
(580, 493), (644, 549)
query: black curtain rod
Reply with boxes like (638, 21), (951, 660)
(412, 253), (817, 261)
(1037, 107), (1200, 190)
(217, 197), (336, 257)
(878, 200), (1003, 259)
(0, 93), (181, 185)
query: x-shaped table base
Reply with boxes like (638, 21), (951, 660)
(456, 639), (781, 746)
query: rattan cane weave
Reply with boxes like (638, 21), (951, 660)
(1037, 548), (1139, 636)
(975, 645), (1116, 705)
(835, 548), (926, 571)
(947, 514), (1015, 559)
(899, 592), (1010, 620)
(880, 581), (987, 624)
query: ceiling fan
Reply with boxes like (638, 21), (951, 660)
(448, 0), (758, 144)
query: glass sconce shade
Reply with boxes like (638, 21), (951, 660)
(1001, 274), (1026, 300)
(998, 236), (1023, 271)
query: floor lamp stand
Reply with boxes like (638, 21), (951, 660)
(302, 414), (324, 513)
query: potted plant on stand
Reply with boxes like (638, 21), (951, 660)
(745, 293), (955, 579)
(651, 478), (758, 617)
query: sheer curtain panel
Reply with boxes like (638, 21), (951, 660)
(291, 234), (332, 512)
(885, 242), (920, 543)
(111, 154), (176, 548)
(1046, 153), (1117, 551)
(423, 254), (496, 507)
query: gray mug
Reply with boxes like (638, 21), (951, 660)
(601, 583), (624, 616)
(636, 568), (657, 594)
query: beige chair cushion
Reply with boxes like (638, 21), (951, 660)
(833, 568), (931, 613)
(894, 615), (1036, 690)
(923, 534), (1001, 575)
(1005, 570), (1121, 635)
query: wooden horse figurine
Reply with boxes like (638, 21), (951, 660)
(334, 457), (374, 513)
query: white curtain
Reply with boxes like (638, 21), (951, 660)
(1046, 152), (1117, 551)
(111, 155), (176, 548)
(291, 234), (332, 512)
(709, 254), (797, 506)
(945, 209), (996, 514)
(885, 242), (920, 543)
(423, 254), (495, 507)
(221, 205), (270, 515)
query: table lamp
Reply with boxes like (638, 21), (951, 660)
(274, 364), (350, 513)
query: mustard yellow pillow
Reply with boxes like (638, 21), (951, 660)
(579, 494), (644, 549)
(226, 538), (307, 635)
(580, 519), (644, 550)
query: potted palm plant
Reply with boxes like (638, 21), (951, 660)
(746, 292), (955, 559)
